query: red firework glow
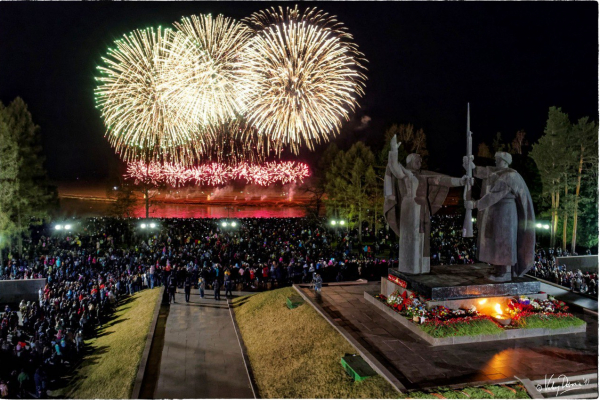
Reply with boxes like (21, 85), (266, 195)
(125, 161), (311, 187)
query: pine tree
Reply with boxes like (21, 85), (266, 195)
(530, 107), (572, 249)
(569, 117), (598, 251)
(0, 98), (57, 258)
(325, 143), (377, 244)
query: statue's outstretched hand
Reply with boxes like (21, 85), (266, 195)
(463, 155), (475, 172)
(460, 175), (475, 186)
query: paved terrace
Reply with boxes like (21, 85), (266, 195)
(298, 283), (598, 390)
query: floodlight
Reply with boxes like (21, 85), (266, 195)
(55, 225), (63, 230)
(536, 223), (542, 228)
(222, 222), (228, 227)
(330, 220), (337, 226)
(339, 221), (345, 226)
(150, 223), (156, 228)
(231, 222), (237, 227)
(141, 223), (147, 229)
(543, 224), (550, 230)
(64, 224), (72, 230)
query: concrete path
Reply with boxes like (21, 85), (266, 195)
(154, 291), (255, 399)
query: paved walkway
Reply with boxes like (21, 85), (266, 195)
(538, 281), (598, 312)
(299, 283), (598, 390)
(154, 290), (254, 399)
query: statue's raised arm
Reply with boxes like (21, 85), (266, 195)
(387, 135), (412, 180)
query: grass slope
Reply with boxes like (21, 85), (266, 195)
(58, 288), (161, 399)
(232, 287), (401, 398)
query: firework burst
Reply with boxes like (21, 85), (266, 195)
(96, 7), (367, 168)
(240, 5), (367, 153)
(94, 27), (206, 165)
(164, 14), (251, 127)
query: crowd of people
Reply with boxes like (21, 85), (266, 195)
(430, 214), (478, 265)
(0, 216), (399, 397)
(0, 254), (120, 398)
(531, 249), (597, 296)
(0, 214), (595, 397)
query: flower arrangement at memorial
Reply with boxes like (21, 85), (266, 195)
(376, 292), (585, 337)
(505, 296), (584, 330)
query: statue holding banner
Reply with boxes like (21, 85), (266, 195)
(463, 152), (536, 282)
(384, 135), (470, 275)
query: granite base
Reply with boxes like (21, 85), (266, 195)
(387, 264), (541, 301)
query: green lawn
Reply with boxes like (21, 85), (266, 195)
(53, 288), (161, 399)
(232, 287), (401, 398)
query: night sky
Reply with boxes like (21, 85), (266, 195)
(0, 2), (597, 182)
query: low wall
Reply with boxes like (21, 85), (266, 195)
(0, 279), (46, 304)
(556, 256), (598, 272)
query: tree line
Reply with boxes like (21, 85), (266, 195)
(529, 107), (598, 252)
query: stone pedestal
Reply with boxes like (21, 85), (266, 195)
(382, 264), (546, 316)
(385, 264), (541, 301)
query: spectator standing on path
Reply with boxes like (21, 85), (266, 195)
(198, 276), (205, 298)
(314, 273), (323, 294)
(168, 274), (177, 304)
(33, 367), (46, 399)
(224, 275), (233, 297)
(17, 368), (29, 398)
(213, 278), (221, 300)
(149, 264), (155, 289)
(184, 275), (192, 302)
